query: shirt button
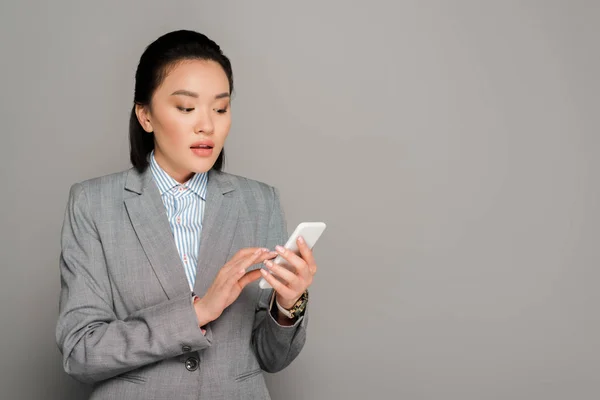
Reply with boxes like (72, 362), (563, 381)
(185, 357), (199, 371)
(179, 186), (184, 192)
(182, 345), (191, 352)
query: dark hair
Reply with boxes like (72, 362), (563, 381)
(129, 30), (234, 172)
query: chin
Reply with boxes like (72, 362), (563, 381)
(190, 159), (217, 173)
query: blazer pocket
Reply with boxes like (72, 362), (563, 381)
(113, 372), (147, 384)
(234, 368), (263, 382)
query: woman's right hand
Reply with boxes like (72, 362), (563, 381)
(194, 247), (276, 327)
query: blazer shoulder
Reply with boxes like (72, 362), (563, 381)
(74, 168), (130, 189)
(219, 171), (278, 202)
(67, 168), (132, 206)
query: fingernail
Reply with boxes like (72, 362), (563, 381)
(276, 245), (285, 253)
(298, 236), (305, 244)
(261, 248), (269, 252)
(240, 268), (246, 274)
(260, 269), (267, 275)
(264, 260), (273, 268)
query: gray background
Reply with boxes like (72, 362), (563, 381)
(1, 1), (598, 399)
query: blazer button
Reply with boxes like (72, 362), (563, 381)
(185, 357), (199, 371)
(182, 345), (191, 352)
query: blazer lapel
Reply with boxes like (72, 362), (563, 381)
(124, 168), (190, 299)
(192, 169), (239, 297)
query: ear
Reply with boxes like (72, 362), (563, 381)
(135, 104), (154, 133)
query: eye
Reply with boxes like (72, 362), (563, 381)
(215, 107), (229, 114)
(177, 106), (195, 113)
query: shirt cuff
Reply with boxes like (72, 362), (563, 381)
(269, 291), (305, 321)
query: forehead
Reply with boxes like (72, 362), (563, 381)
(157, 59), (230, 96)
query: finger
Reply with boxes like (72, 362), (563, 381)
(231, 247), (266, 264)
(238, 269), (262, 288)
(296, 236), (317, 275)
(225, 249), (275, 284)
(224, 265), (248, 289)
(259, 269), (296, 299)
(274, 245), (310, 279)
(256, 250), (279, 264)
(237, 249), (275, 271)
(225, 248), (267, 276)
(218, 248), (262, 279)
(263, 260), (302, 290)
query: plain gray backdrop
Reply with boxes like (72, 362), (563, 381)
(1, 1), (598, 399)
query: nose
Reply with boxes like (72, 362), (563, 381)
(194, 109), (214, 134)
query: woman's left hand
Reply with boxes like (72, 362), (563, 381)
(260, 236), (317, 309)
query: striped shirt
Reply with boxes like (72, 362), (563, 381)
(150, 151), (208, 290)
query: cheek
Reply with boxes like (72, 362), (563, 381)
(154, 112), (191, 144)
(216, 118), (232, 143)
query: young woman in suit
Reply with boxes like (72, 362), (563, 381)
(56, 30), (316, 399)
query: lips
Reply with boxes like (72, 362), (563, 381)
(190, 140), (215, 149)
(190, 140), (215, 158)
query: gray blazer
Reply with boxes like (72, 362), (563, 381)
(56, 166), (308, 400)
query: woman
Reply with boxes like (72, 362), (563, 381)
(56, 30), (316, 400)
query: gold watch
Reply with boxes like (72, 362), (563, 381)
(275, 290), (309, 319)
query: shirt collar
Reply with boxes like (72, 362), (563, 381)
(149, 150), (208, 200)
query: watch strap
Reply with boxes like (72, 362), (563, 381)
(272, 290), (309, 319)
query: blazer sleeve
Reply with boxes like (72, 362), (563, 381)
(55, 183), (211, 384)
(251, 186), (308, 373)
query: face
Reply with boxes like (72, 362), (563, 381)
(136, 59), (231, 183)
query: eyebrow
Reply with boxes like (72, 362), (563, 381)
(170, 90), (230, 99)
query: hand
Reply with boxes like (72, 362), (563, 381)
(260, 236), (318, 310)
(195, 247), (277, 327)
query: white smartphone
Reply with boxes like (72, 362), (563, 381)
(259, 222), (327, 289)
